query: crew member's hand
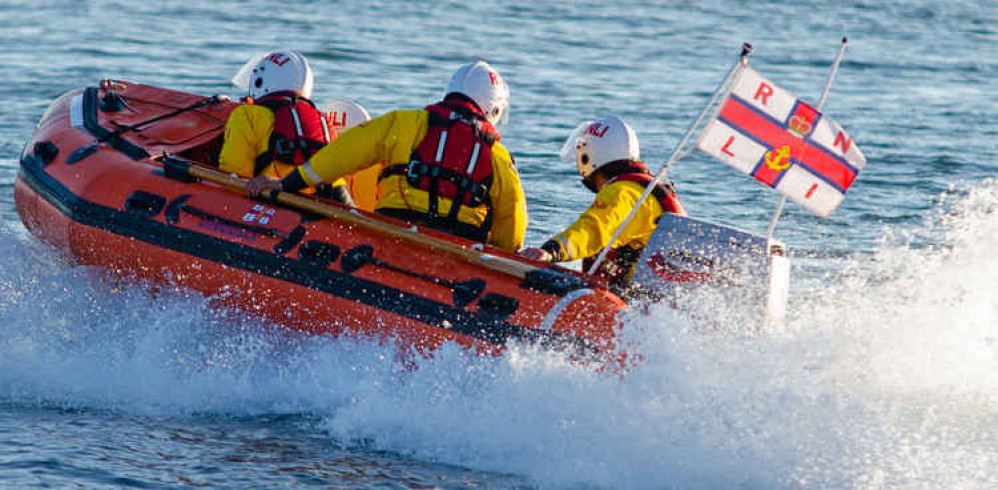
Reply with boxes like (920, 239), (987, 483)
(246, 176), (282, 198)
(519, 247), (553, 262)
(330, 185), (357, 207)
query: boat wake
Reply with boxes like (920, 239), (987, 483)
(0, 179), (996, 487)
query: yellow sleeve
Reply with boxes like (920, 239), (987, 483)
(297, 110), (426, 187)
(486, 143), (528, 252)
(549, 182), (660, 260)
(218, 105), (273, 178)
(346, 164), (383, 211)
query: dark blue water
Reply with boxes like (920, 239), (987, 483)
(1, 0), (996, 487)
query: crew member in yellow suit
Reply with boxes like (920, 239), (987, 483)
(221, 50), (351, 204)
(520, 116), (686, 290)
(323, 99), (381, 211)
(247, 61), (527, 253)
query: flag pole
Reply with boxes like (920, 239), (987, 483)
(586, 43), (753, 275)
(765, 37), (849, 240)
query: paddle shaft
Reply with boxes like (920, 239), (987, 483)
(180, 163), (536, 280)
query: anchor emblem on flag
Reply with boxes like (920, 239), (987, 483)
(765, 145), (792, 170)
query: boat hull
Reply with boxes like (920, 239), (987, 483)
(16, 80), (626, 358)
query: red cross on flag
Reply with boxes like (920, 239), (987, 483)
(696, 66), (867, 217)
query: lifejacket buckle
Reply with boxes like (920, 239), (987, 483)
(274, 139), (294, 156)
(406, 160), (424, 181)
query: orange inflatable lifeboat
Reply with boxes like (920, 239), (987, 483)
(15, 79), (626, 359)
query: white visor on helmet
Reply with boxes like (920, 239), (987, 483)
(558, 120), (595, 161)
(231, 52), (269, 93)
(497, 103), (510, 126)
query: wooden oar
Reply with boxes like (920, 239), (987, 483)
(163, 157), (538, 280)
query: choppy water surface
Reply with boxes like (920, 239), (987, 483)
(1, 0), (996, 488)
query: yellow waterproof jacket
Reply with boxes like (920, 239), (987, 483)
(218, 104), (346, 187)
(546, 180), (663, 261)
(346, 163), (383, 212)
(293, 108), (528, 252)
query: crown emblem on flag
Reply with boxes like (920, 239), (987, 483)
(789, 115), (812, 137)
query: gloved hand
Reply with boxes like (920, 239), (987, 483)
(518, 247), (553, 262)
(246, 175), (282, 198)
(329, 184), (356, 207)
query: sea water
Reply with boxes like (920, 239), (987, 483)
(0, 0), (995, 487)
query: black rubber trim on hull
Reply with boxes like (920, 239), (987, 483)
(18, 154), (595, 354)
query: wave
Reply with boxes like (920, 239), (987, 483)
(1, 179), (996, 487)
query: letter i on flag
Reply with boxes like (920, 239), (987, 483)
(696, 66), (866, 217)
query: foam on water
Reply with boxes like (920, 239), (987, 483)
(320, 179), (998, 488)
(1, 179), (996, 487)
(0, 235), (403, 418)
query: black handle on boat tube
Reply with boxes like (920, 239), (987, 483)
(176, 163), (536, 277)
(169, 161), (604, 298)
(340, 245), (486, 307)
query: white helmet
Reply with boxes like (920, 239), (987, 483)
(320, 99), (371, 131)
(444, 61), (510, 125)
(559, 116), (640, 178)
(231, 50), (314, 100)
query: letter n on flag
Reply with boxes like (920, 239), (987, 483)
(695, 66), (867, 217)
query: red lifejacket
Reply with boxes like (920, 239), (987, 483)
(380, 99), (500, 240)
(581, 161), (686, 289)
(251, 92), (335, 175)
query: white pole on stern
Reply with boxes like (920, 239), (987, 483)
(765, 36), (850, 240)
(586, 43), (754, 275)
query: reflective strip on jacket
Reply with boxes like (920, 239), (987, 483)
(548, 180), (663, 261)
(219, 104), (346, 187)
(295, 109), (528, 252)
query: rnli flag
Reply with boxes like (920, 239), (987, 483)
(696, 66), (866, 217)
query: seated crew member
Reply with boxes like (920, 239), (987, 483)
(246, 60), (527, 253)
(322, 99), (381, 211)
(220, 50), (353, 205)
(519, 116), (686, 291)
